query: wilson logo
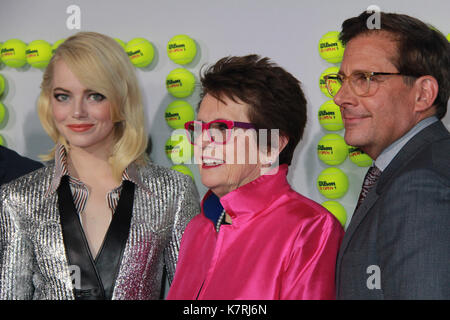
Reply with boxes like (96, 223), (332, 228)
(318, 145), (333, 151)
(165, 112), (180, 120)
(318, 110), (336, 117)
(318, 181), (336, 187)
(320, 42), (338, 49)
(127, 50), (143, 57)
(168, 43), (186, 50)
(1, 48), (15, 55)
(167, 79), (182, 86)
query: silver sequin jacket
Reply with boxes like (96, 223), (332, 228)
(0, 162), (200, 300)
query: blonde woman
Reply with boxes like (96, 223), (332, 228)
(0, 32), (199, 300)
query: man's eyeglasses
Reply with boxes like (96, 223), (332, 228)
(184, 120), (256, 145)
(324, 71), (410, 97)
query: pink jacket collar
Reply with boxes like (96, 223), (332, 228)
(201, 164), (291, 225)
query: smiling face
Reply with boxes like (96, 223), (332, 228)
(196, 93), (264, 198)
(51, 59), (115, 154)
(333, 33), (418, 159)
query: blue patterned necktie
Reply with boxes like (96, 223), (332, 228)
(355, 165), (382, 212)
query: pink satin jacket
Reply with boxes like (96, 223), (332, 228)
(167, 165), (344, 300)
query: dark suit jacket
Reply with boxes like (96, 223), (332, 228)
(0, 146), (43, 186)
(336, 120), (450, 299)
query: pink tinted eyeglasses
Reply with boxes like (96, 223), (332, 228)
(184, 119), (256, 145)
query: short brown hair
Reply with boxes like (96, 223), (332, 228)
(340, 11), (450, 119)
(199, 55), (307, 166)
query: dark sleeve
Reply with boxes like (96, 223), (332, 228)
(0, 146), (43, 186)
(377, 168), (450, 299)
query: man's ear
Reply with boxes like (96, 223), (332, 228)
(413, 75), (439, 114)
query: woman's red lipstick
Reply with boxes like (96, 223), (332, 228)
(67, 124), (94, 132)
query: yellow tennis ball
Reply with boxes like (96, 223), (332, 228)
(348, 146), (372, 167)
(165, 132), (193, 164)
(165, 100), (195, 129)
(171, 164), (195, 180)
(317, 133), (348, 166)
(166, 68), (196, 98)
(447, 33), (450, 42)
(0, 101), (6, 125)
(1, 39), (27, 68)
(319, 66), (341, 98)
(167, 34), (197, 65)
(322, 200), (347, 227)
(51, 39), (65, 55)
(26, 40), (52, 69)
(126, 38), (154, 68)
(318, 100), (343, 131)
(0, 74), (5, 97)
(317, 167), (349, 199)
(114, 38), (126, 50)
(0, 134), (5, 146)
(318, 31), (345, 64)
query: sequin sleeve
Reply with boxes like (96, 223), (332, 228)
(163, 173), (200, 283)
(0, 185), (35, 300)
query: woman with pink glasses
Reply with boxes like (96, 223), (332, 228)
(167, 55), (344, 300)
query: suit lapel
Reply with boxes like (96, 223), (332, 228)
(95, 180), (135, 300)
(336, 182), (380, 281)
(57, 175), (106, 300)
(58, 176), (136, 300)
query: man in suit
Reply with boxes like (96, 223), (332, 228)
(0, 146), (43, 186)
(328, 11), (450, 299)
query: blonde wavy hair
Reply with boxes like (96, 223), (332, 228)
(38, 32), (148, 181)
